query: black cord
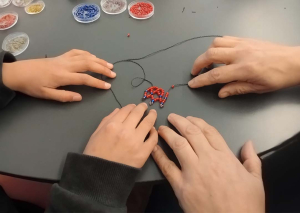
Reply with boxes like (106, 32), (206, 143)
(105, 34), (297, 157)
(109, 88), (122, 108)
(116, 35), (222, 62)
(109, 35), (222, 108)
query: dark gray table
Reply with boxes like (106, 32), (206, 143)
(1, 0), (300, 182)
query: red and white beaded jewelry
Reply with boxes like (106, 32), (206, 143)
(142, 85), (176, 108)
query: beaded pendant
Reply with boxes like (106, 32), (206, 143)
(142, 86), (174, 108)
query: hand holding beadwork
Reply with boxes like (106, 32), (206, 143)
(152, 113), (265, 213)
(2, 49), (115, 102)
(84, 103), (158, 168)
(189, 36), (300, 98)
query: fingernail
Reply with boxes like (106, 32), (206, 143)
(168, 113), (175, 121)
(111, 71), (116, 77)
(158, 125), (165, 132)
(191, 69), (196, 76)
(142, 102), (148, 107)
(107, 63), (113, 69)
(150, 109), (156, 113)
(105, 83), (111, 89)
(73, 95), (82, 101)
(188, 79), (194, 87)
(219, 92), (229, 98)
(152, 145), (158, 153)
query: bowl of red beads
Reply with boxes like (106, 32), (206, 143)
(128, 0), (154, 20)
(0, 12), (18, 31)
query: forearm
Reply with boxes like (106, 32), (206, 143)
(0, 52), (16, 109)
(46, 153), (140, 213)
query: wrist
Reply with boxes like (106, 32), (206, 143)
(2, 62), (16, 91)
(282, 46), (300, 87)
(293, 46), (300, 76)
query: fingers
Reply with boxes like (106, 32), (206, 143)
(152, 145), (182, 190)
(241, 141), (262, 179)
(137, 109), (157, 137)
(110, 104), (136, 123)
(41, 88), (82, 102)
(167, 113), (212, 155)
(218, 82), (262, 98)
(96, 108), (120, 132)
(210, 37), (240, 48)
(66, 74), (111, 89)
(123, 103), (148, 128)
(158, 125), (198, 167)
(191, 48), (236, 76)
(72, 55), (113, 69)
(186, 116), (229, 151)
(188, 65), (244, 88)
(72, 60), (116, 78)
(143, 127), (159, 154)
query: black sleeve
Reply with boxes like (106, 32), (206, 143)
(46, 153), (140, 213)
(0, 186), (18, 213)
(0, 51), (16, 109)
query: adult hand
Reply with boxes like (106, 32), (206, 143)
(152, 113), (265, 213)
(84, 103), (158, 168)
(2, 49), (116, 102)
(188, 36), (300, 98)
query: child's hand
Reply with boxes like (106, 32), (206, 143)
(84, 103), (158, 168)
(2, 49), (115, 102)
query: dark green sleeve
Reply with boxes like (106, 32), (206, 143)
(0, 51), (16, 109)
(46, 153), (140, 213)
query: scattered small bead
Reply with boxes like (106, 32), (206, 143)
(127, 33), (130, 37)
(171, 85), (174, 89)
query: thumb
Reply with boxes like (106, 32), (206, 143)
(219, 82), (258, 98)
(241, 140), (262, 179)
(41, 88), (82, 102)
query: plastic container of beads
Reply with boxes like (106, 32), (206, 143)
(0, 0), (12, 8)
(12, 0), (33, 7)
(73, 3), (101, 23)
(128, 0), (154, 20)
(25, 1), (45, 15)
(101, 0), (127, 15)
(0, 12), (18, 31)
(2, 32), (30, 56)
